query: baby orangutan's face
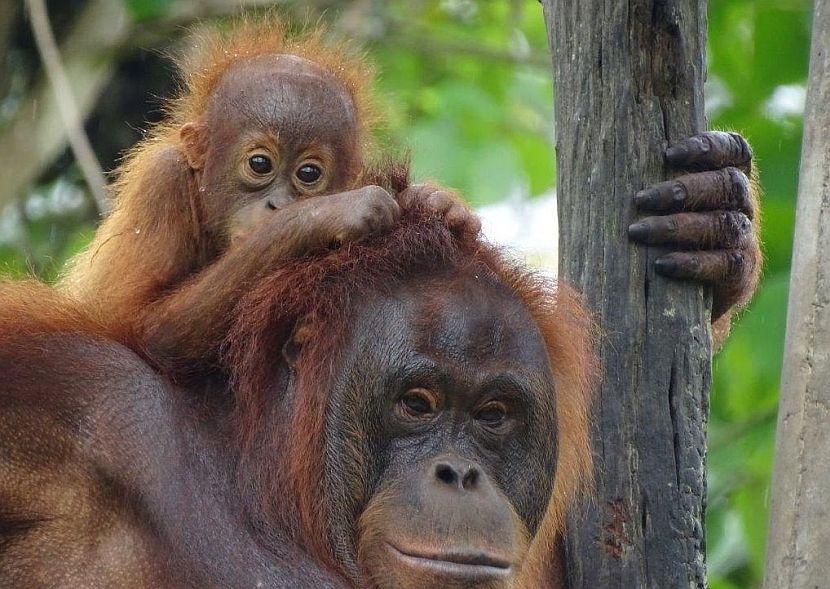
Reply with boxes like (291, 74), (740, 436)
(179, 54), (363, 246)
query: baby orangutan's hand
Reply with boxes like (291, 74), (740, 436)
(398, 183), (482, 236)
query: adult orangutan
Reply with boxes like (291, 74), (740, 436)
(58, 17), (475, 378)
(0, 191), (595, 589)
(0, 128), (760, 587)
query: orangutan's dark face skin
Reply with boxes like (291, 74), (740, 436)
(321, 273), (559, 589)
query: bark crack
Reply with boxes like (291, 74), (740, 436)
(668, 356), (682, 490)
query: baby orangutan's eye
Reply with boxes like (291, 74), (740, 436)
(248, 154), (273, 175)
(295, 163), (323, 185)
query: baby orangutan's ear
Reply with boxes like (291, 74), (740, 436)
(179, 122), (208, 170)
(283, 315), (315, 367)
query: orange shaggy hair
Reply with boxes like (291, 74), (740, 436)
(59, 13), (379, 324)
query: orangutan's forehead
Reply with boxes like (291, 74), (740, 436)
(413, 280), (547, 367)
(351, 274), (552, 378)
(206, 54), (358, 138)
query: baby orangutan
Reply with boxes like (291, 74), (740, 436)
(60, 18), (477, 377)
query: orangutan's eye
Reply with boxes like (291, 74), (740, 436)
(398, 389), (437, 418)
(295, 163), (323, 184)
(475, 402), (508, 428)
(248, 154), (273, 175)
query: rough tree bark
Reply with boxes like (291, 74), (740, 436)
(540, 1), (711, 587)
(764, 1), (830, 586)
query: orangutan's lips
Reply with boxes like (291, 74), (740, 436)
(386, 542), (512, 577)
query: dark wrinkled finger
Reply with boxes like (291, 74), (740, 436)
(665, 131), (752, 173)
(634, 167), (753, 218)
(654, 250), (749, 284)
(628, 211), (752, 249)
(654, 249), (758, 319)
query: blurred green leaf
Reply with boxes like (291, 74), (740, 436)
(123, 0), (169, 22)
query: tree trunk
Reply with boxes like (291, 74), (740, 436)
(540, 1), (711, 587)
(764, 2), (830, 586)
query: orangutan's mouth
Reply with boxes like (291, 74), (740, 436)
(386, 542), (512, 578)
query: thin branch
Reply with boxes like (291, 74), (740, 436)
(25, 0), (109, 215)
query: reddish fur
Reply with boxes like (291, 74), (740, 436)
(712, 171), (763, 347)
(225, 172), (598, 583)
(0, 280), (135, 350)
(58, 13), (378, 331)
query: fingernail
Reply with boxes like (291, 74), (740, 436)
(634, 188), (657, 207)
(628, 221), (650, 241)
(654, 256), (679, 277)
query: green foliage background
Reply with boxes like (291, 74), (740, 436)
(0, 1), (812, 586)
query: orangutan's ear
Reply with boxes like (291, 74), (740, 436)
(180, 122), (208, 170)
(283, 315), (315, 367)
